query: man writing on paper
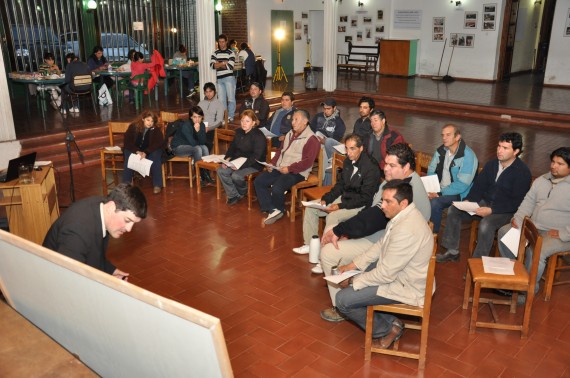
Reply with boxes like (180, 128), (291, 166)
(334, 180), (434, 349)
(437, 132), (532, 263)
(293, 134), (380, 273)
(497, 147), (570, 301)
(426, 124), (478, 234)
(43, 184), (147, 280)
(319, 144), (431, 322)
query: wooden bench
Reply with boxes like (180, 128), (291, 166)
(337, 41), (380, 75)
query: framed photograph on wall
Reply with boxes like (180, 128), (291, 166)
(433, 17), (445, 42)
(465, 34), (474, 47)
(302, 12), (308, 19)
(483, 3), (496, 30)
(303, 24), (308, 35)
(366, 28), (371, 38)
(376, 25), (385, 33)
(363, 17), (372, 23)
(295, 21), (301, 30)
(351, 17), (358, 27)
(295, 33), (302, 40)
(345, 36), (353, 43)
(356, 31), (363, 42)
(449, 33), (474, 48)
(565, 8), (570, 37)
(338, 26), (346, 33)
(340, 15), (348, 23)
(378, 10), (384, 20)
(464, 11), (478, 29)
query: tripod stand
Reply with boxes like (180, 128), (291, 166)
(61, 113), (84, 204)
(272, 38), (288, 83)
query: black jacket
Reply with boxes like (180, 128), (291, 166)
(225, 127), (267, 170)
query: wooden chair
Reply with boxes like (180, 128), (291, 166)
(160, 111), (194, 189)
(195, 128), (235, 198)
(543, 250), (570, 301)
(100, 121), (131, 196)
(246, 137), (272, 209)
(415, 151), (433, 176)
(364, 233), (438, 369)
(462, 217), (542, 338)
(289, 146), (324, 222)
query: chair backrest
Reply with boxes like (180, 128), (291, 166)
(415, 151), (433, 176)
(331, 152), (347, 185)
(422, 236), (438, 311)
(213, 128), (235, 155)
(160, 111), (188, 123)
(223, 110), (229, 129)
(131, 70), (150, 88)
(315, 146), (324, 186)
(108, 121), (131, 146)
(72, 74), (93, 93)
(518, 217), (543, 294)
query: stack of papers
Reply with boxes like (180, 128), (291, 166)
(333, 144), (346, 155)
(482, 256), (515, 275)
(257, 161), (279, 170)
(323, 270), (361, 284)
(127, 154), (153, 177)
(105, 146), (122, 151)
(222, 157), (247, 169)
(452, 201), (480, 215)
(301, 201), (327, 210)
(315, 131), (327, 139)
(420, 175), (441, 193)
(259, 127), (278, 138)
(202, 154), (225, 163)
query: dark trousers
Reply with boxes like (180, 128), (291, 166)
(122, 149), (163, 188)
(253, 170), (304, 213)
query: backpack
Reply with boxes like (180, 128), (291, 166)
(162, 119), (184, 162)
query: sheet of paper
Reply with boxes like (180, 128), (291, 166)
(259, 127), (278, 138)
(257, 160), (280, 170)
(301, 201), (328, 210)
(34, 160), (52, 166)
(323, 270), (361, 284)
(500, 227), (521, 257)
(201, 154), (225, 163)
(127, 154), (153, 177)
(421, 175), (441, 193)
(105, 146), (122, 151)
(223, 157), (247, 169)
(315, 131), (327, 140)
(333, 144), (346, 155)
(482, 256), (515, 275)
(452, 201), (480, 215)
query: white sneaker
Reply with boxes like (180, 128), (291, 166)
(311, 263), (323, 274)
(264, 209), (283, 225)
(72, 106), (80, 113)
(292, 245), (310, 254)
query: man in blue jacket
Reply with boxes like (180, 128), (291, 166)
(426, 124), (478, 234)
(437, 132), (531, 262)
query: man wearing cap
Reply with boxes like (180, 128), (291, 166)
(310, 98), (347, 184)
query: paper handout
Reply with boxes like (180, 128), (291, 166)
(500, 227), (521, 257)
(421, 175), (441, 194)
(201, 154), (225, 163)
(482, 256), (515, 275)
(452, 201), (480, 215)
(333, 144), (346, 155)
(260, 127), (278, 138)
(323, 270), (361, 285)
(127, 153), (153, 177)
(315, 131), (327, 140)
(301, 201), (328, 210)
(222, 157), (247, 170)
(257, 160), (280, 170)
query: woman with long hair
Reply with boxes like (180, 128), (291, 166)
(122, 111), (164, 194)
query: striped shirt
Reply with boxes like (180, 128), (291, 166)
(210, 48), (236, 79)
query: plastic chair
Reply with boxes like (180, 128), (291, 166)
(129, 70), (152, 110)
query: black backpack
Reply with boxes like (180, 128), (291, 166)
(162, 119), (184, 162)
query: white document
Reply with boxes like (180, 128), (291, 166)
(222, 157), (247, 170)
(201, 154), (225, 163)
(482, 256), (515, 275)
(333, 144), (346, 155)
(259, 127), (278, 138)
(127, 154), (153, 177)
(257, 160), (280, 170)
(105, 146), (122, 151)
(34, 160), (53, 166)
(323, 270), (361, 284)
(421, 175), (441, 193)
(301, 200), (328, 210)
(500, 227), (521, 257)
(315, 131), (327, 140)
(452, 201), (480, 215)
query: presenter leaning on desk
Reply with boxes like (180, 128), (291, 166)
(43, 184), (147, 281)
(122, 111), (164, 194)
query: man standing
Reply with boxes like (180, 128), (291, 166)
(335, 180), (433, 348)
(310, 98), (347, 184)
(210, 34), (236, 121)
(437, 132), (532, 262)
(266, 92), (296, 148)
(426, 124), (478, 234)
(498, 147), (570, 295)
(239, 82), (270, 127)
(353, 96), (375, 138)
(254, 109), (320, 225)
(319, 144), (431, 322)
(293, 134), (380, 270)
(43, 184), (147, 280)
(365, 110), (406, 171)
(198, 82), (226, 151)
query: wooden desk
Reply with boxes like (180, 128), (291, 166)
(379, 39), (418, 77)
(0, 300), (96, 377)
(0, 165), (59, 244)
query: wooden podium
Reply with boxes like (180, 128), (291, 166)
(379, 39), (418, 77)
(0, 165), (59, 244)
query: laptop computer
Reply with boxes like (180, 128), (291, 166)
(0, 152), (37, 182)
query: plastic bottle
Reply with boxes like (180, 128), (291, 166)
(309, 235), (320, 264)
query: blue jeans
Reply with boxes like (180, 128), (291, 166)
(173, 145), (209, 162)
(216, 75), (236, 119)
(430, 194), (459, 234)
(217, 166), (258, 199)
(253, 170), (304, 213)
(122, 149), (163, 188)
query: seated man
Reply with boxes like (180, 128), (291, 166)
(437, 132), (532, 262)
(309, 98), (346, 184)
(426, 124), (478, 234)
(353, 96), (375, 139)
(254, 109), (320, 225)
(498, 147), (570, 301)
(319, 143), (431, 322)
(365, 110), (406, 171)
(266, 91), (296, 148)
(293, 134), (381, 272)
(239, 82), (270, 127)
(198, 82), (226, 151)
(60, 54), (92, 114)
(335, 180), (434, 348)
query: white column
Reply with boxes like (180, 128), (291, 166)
(0, 40), (22, 167)
(196, 0), (217, 97)
(322, 0), (338, 92)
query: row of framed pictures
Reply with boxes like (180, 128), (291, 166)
(344, 35), (383, 44)
(338, 25), (384, 33)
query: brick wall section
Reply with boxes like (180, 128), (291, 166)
(220, 0), (249, 46)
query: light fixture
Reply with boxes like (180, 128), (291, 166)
(273, 28), (287, 83)
(87, 0), (97, 10)
(215, 2), (223, 12)
(357, 1), (363, 7)
(170, 27), (177, 33)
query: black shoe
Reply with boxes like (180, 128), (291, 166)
(226, 196), (240, 206)
(494, 289), (513, 297)
(201, 169), (216, 185)
(436, 250), (460, 263)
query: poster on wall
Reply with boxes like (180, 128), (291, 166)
(394, 10), (422, 29)
(450, 33), (474, 47)
(295, 33), (302, 40)
(464, 11), (478, 29)
(483, 3), (496, 31)
(565, 8), (570, 37)
(303, 24), (308, 35)
(433, 17), (445, 41)
(302, 12), (308, 19)
(357, 31), (363, 42)
(378, 10), (384, 20)
(363, 17), (372, 23)
(338, 26), (346, 33)
(366, 28), (371, 38)
(295, 21), (301, 30)
(351, 17), (358, 27)
(340, 15), (348, 23)
(376, 25), (385, 33)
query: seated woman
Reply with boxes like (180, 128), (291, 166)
(118, 49), (137, 72)
(38, 52), (62, 110)
(170, 106), (215, 186)
(218, 109), (267, 205)
(122, 111), (164, 194)
(87, 45), (114, 88)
